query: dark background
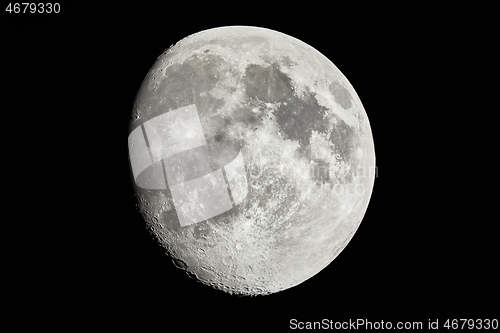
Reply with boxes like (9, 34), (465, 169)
(2, 2), (496, 329)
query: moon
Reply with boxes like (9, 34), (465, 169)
(128, 26), (375, 296)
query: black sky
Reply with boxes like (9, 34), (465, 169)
(2, 3), (496, 329)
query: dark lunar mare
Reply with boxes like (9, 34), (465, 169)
(243, 62), (359, 185)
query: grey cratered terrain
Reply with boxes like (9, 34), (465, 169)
(129, 26), (375, 296)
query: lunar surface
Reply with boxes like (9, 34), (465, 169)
(128, 26), (375, 296)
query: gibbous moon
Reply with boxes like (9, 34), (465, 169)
(128, 26), (375, 295)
